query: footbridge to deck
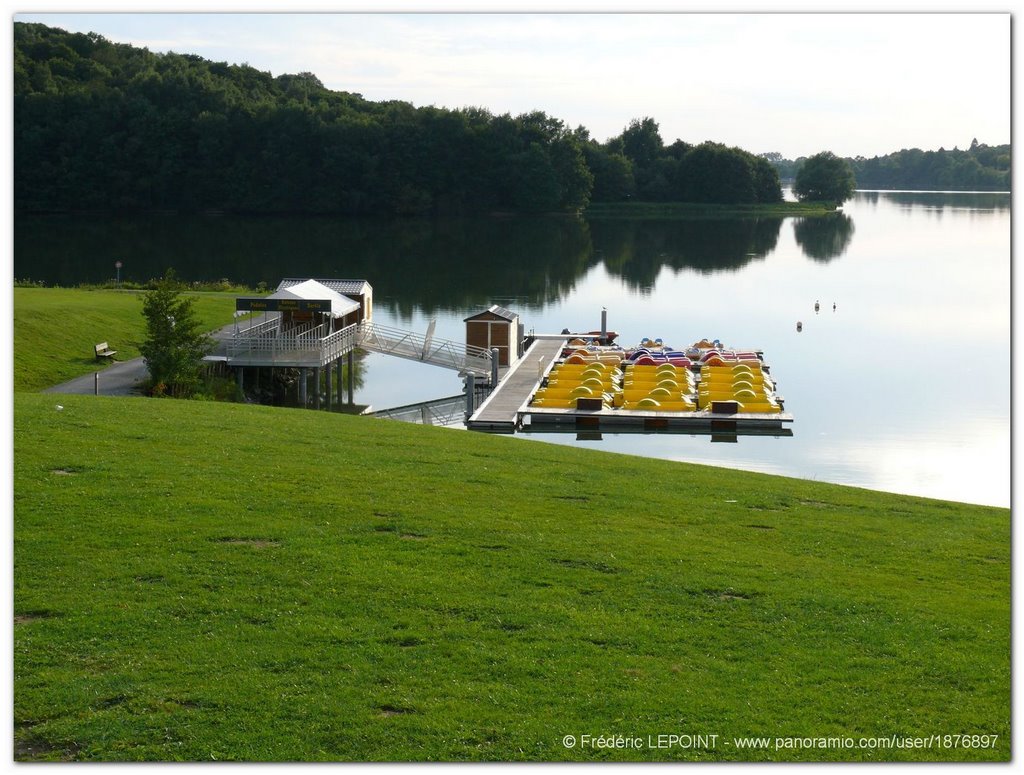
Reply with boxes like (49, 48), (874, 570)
(356, 321), (493, 377)
(210, 319), (493, 377)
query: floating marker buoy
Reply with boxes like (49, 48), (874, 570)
(796, 321), (803, 332)
(814, 300), (820, 313)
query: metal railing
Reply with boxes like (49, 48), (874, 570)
(234, 316), (281, 338)
(226, 317), (489, 374)
(319, 323), (358, 364)
(356, 321), (492, 375)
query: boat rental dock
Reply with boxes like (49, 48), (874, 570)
(467, 331), (793, 437)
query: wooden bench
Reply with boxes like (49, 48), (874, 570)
(94, 342), (117, 360)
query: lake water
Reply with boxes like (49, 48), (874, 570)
(15, 191), (1010, 507)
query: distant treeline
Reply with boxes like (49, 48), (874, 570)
(14, 22), (782, 215)
(847, 142), (1010, 190)
(763, 141), (1010, 192)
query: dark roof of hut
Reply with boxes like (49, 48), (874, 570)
(464, 304), (518, 322)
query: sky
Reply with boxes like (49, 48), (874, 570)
(11, 4), (1011, 160)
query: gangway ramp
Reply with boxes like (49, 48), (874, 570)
(466, 338), (565, 432)
(357, 321), (492, 377)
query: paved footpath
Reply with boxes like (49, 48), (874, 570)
(44, 322), (239, 397)
(44, 358), (150, 397)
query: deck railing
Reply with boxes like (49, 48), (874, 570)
(234, 316), (281, 338)
(227, 321), (358, 366)
(320, 323), (358, 364)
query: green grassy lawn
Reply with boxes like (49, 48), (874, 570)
(13, 287), (238, 391)
(13, 393), (1009, 762)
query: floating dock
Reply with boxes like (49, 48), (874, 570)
(467, 334), (794, 437)
(466, 338), (566, 432)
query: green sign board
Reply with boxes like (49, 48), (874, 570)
(236, 298), (333, 313)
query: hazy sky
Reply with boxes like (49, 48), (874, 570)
(13, 8), (1011, 160)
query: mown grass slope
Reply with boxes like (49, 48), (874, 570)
(13, 394), (1009, 762)
(14, 287), (237, 391)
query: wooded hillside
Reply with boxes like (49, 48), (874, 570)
(14, 22), (783, 215)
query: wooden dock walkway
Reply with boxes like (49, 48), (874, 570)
(466, 338), (565, 432)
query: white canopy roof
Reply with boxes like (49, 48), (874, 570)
(236, 278), (361, 318)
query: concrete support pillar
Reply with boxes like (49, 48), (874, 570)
(336, 358), (344, 404)
(236, 367), (244, 393)
(465, 373), (476, 417)
(490, 347), (500, 387)
(314, 367), (321, 410)
(601, 308), (608, 341)
(299, 367), (307, 406)
(347, 351), (355, 405)
(325, 364), (333, 410)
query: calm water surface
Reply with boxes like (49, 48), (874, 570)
(16, 191), (1010, 506)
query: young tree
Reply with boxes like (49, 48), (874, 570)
(793, 151), (857, 204)
(140, 269), (214, 397)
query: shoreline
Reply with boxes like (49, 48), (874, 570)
(582, 200), (840, 218)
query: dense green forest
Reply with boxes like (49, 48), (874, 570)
(764, 142), (1010, 191)
(14, 22), (782, 215)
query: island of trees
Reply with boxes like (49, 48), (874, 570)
(14, 22), (1007, 217)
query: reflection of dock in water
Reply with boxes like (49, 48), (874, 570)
(369, 391), (487, 428)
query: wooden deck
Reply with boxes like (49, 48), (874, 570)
(466, 338), (566, 432)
